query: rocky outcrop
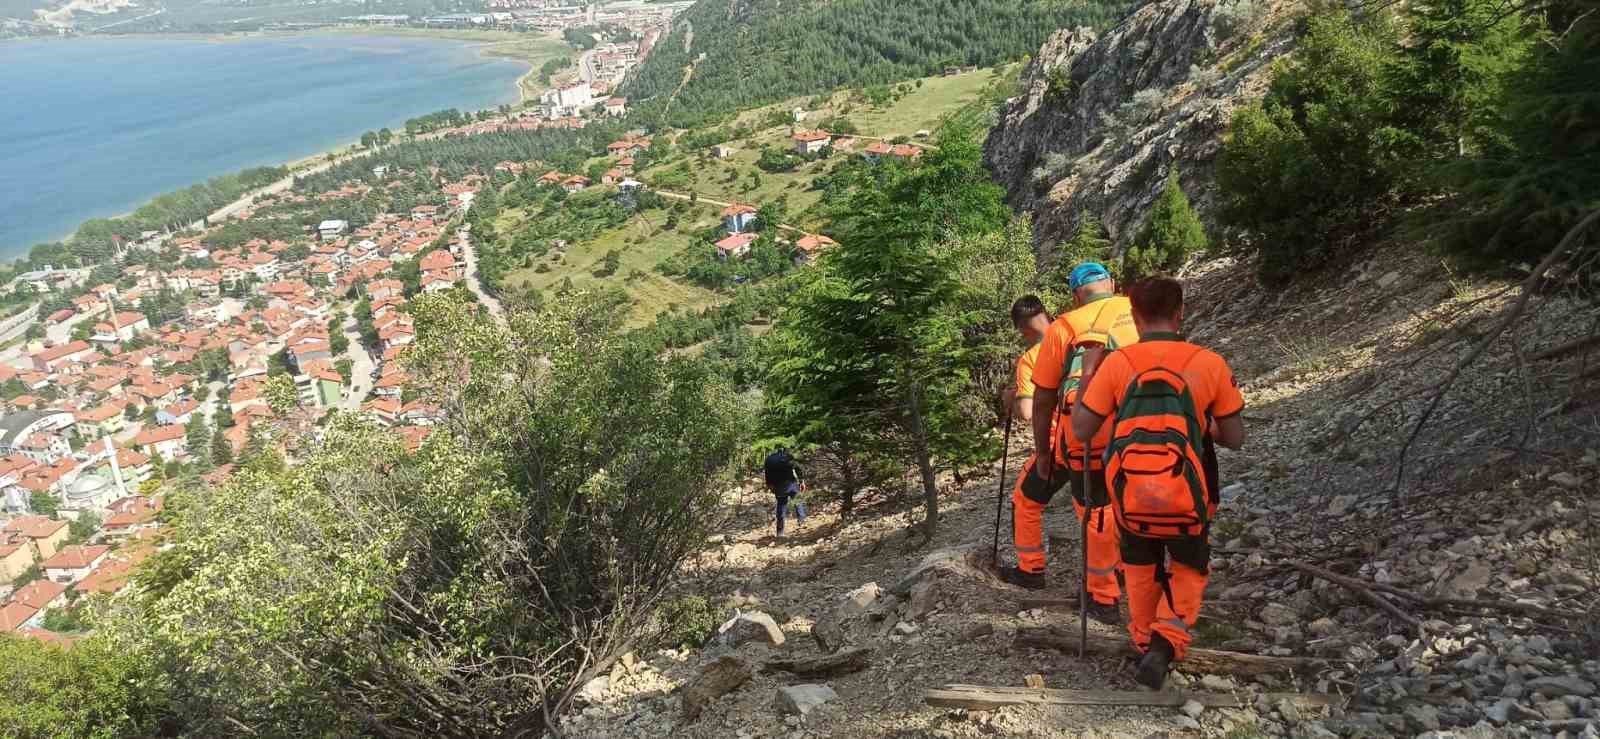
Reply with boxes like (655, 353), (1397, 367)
(984, 0), (1293, 259)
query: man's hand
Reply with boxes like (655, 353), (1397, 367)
(1032, 386), (1059, 480)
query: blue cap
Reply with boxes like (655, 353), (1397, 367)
(1068, 262), (1112, 291)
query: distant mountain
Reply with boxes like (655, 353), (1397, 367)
(620, 0), (1131, 129)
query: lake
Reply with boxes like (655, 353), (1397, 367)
(0, 33), (529, 258)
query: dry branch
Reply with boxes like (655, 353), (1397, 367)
(1283, 559), (1589, 621)
(1392, 208), (1600, 495)
(1533, 333), (1600, 362)
(1284, 560), (1423, 631)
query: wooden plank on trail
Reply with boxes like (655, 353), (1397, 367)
(1014, 628), (1324, 677)
(924, 685), (1339, 711)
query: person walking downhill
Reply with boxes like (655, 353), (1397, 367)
(764, 447), (807, 540)
(1006, 263), (1140, 627)
(1070, 276), (1246, 690)
(996, 294), (1051, 571)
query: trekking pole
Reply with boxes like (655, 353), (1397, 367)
(1080, 444), (1091, 661)
(991, 414), (1013, 567)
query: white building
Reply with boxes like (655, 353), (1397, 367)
(319, 220), (349, 240)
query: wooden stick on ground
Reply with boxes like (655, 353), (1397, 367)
(1284, 560), (1423, 631)
(924, 685), (1339, 711)
(1014, 629), (1324, 676)
(1284, 559), (1589, 621)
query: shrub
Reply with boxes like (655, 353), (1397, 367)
(1211, 0), (1261, 41)
(1124, 170), (1208, 278)
(657, 594), (721, 649)
(1215, 9), (1422, 281)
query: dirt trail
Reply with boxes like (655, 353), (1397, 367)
(565, 249), (1600, 738)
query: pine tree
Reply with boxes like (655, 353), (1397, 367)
(768, 115), (1008, 538)
(1126, 170), (1208, 279)
(1453, 0), (1600, 260)
(186, 417), (213, 470)
(212, 423), (234, 467)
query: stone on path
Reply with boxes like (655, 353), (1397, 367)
(717, 611), (786, 648)
(775, 683), (838, 716)
(681, 656), (753, 719)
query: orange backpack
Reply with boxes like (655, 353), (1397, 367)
(1104, 345), (1211, 539)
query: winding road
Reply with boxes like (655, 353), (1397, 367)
(456, 225), (505, 321)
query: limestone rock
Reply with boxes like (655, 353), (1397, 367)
(1528, 675), (1596, 698)
(1181, 699), (1205, 719)
(983, 0), (1297, 258)
(775, 683), (838, 716)
(576, 675), (609, 704)
(681, 656), (752, 720)
(717, 611), (786, 648)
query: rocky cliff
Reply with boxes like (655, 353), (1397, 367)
(984, 0), (1295, 259)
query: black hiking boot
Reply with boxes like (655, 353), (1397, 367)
(1000, 566), (1048, 590)
(1085, 599), (1122, 627)
(1135, 633), (1175, 690)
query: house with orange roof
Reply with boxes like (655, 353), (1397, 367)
(721, 203), (758, 233)
(102, 495), (162, 541)
(714, 232), (758, 260)
(41, 544), (109, 584)
(74, 402), (127, 439)
(3, 515), (67, 559)
(793, 233), (838, 264)
(91, 311), (150, 345)
(132, 423), (186, 459)
(0, 539), (34, 582)
(362, 397), (400, 426)
(30, 340), (94, 372)
(791, 129), (832, 155)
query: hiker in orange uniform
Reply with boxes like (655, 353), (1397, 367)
(1009, 263), (1139, 628)
(1071, 276), (1245, 690)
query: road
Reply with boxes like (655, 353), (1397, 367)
(456, 225), (505, 321)
(339, 313), (376, 412)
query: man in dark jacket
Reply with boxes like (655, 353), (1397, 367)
(763, 447), (807, 539)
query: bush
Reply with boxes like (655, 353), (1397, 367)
(90, 292), (751, 736)
(1215, 10), (1422, 281)
(0, 634), (170, 736)
(1211, 0), (1261, 41)
(657, 594), (721, 649)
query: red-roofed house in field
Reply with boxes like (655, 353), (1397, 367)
(888, 143), (925, 161)
(605, 97), (627, 116)
(791, 129), (832, 155)
(793, 233), (838, 264)
(714, 232), (758, 260)
(721, 203), (758, 234)
(862, 141), (893, 161)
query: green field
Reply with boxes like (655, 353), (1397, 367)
(501, 200), (726, 326)
(500, 69), (1001, 326)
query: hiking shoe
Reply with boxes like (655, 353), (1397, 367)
(1135, 633), (1175, 690)
(1000, 566), (1048, 590)
(1085, 599), (1122, 627)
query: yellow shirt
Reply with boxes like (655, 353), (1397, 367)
(1015, 342), (1042, 401)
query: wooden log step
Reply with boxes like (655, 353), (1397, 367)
(924, 684), (1339, 711)
(1014, 628), (1324, 676)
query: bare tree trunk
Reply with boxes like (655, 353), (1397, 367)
(903, 374), (939, 539)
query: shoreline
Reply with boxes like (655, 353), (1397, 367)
(5, 27), (565, 260)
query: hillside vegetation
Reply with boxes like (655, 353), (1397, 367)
(621, 0), (1129, 128)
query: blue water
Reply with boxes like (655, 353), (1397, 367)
(0, 34), (528, 257)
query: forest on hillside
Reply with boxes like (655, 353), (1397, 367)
(621, 0), (1130, 128)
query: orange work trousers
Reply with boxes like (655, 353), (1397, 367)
(1121, 531), (1209, 661)
(1011, 454), (1122, 605)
